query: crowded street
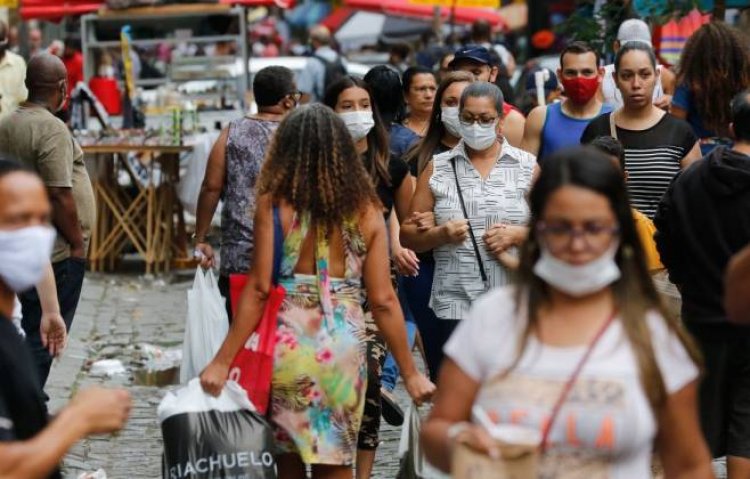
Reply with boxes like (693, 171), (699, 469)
(1, 1), (750, 478)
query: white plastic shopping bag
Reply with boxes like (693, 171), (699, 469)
(158, 379), (276, 479)
(180, 268), (229, 383)
(397, 403), (449, 479)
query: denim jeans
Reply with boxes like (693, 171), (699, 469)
(400, 259), (457, 382)
(380, 276), (418, 391)
(20, 257), (86, 389)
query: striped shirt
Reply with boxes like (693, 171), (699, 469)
(581, 112), (698, 218)
(428, 140), (535, 320)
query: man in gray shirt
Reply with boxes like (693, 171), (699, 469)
(298, 25), (345, 103)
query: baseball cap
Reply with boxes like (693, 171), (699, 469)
(525, 68), (559, 93)
(617, 19), (652, 46)
(448, 45), (492, 68)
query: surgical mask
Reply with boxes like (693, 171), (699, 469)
(0, 226), (56, 293)
(98, 65), (115, 78)
(441, 107), (462, 138)
(339, 111), (374, 142)
(460, 120), (498, 151)
(533, 243), (621, 297)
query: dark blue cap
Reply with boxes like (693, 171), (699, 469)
(449, 44), (492, 68)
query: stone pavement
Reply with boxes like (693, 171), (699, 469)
(47, 272), (414, 479)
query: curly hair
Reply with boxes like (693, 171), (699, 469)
(676, 22), (750, 137)
(257, 104), (380, 227)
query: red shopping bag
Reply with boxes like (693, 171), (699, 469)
(226, 206), (285, 415)
(227, 275), (284, 415)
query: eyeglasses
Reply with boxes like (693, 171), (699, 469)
(536, 221), (619, 252)
(458, 116), (498, 127)
(288, 91), (302, 102)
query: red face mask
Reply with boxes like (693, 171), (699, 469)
(561, 76), (599, 105)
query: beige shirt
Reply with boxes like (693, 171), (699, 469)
(0, 106), (96, 262)
(0, 51), (28, 122)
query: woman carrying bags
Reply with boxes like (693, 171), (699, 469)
(200, 104), (433, 479)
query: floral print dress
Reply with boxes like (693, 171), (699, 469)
(271, 213), (368, 465)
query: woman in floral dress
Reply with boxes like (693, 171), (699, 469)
(200, 104), (434, 479)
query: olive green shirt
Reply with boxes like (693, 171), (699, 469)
(0, 106), (96, 262)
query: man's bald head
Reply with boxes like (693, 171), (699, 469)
(310, 25), (331, 47)
(25, 53), (67, 109)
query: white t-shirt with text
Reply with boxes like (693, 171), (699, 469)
(444, 286), (698, 479)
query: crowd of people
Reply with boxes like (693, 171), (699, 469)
(1, 10), (750, 479)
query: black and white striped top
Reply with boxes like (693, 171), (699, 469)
(581, 112), (698, 219)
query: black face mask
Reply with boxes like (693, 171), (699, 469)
(0, 39), (8, 56)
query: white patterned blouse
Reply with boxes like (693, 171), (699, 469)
(428, 140), (536, 321)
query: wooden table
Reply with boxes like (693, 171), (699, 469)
(82, 143), (194, 274)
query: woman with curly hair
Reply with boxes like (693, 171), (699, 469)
(200, 104), (434, 479)
(323, 75), (422, 479)
(672, 22), (750, 155)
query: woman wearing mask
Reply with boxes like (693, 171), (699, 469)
(401, 71), (473, 381)
(672, 22), (750, 155)
(421, 148), (712, 478)
(581, 42), (701, 219)
(401, 81), (537, 379)
(200, 105), (433, 479)
(402, 66), (438, 137)
(323, 77), (422, 479)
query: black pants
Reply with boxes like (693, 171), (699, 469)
(686, 321), (750, 459)
(20, 257), (86, 389)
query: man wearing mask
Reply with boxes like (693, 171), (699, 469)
(655, 90), (750, 475)
(0, 159), (130, 479)
(449, 45), (525, 147)
(0, 21), (28, 123)
(0, 53), (95, 389)
(521, 41), (612, 163)
(194, 66), (298, 319)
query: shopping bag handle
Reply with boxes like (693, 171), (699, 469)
(271, 206), (283, 285)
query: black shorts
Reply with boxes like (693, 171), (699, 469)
(686, 322), (750, 459)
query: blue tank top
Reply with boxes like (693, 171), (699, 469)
(539, 102), (613, 162)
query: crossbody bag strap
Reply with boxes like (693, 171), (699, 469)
(539, 310), (617, 453)
(450, 157), (488, 285)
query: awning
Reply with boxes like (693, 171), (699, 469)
(220, 0), (296, 8)
(20, 0), (104, 19)
(344, 0), (507, 28)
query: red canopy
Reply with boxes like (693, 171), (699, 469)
(344, 0), (506, 28)
(219, 0), (296, 8)
(21, 0), (104, 19)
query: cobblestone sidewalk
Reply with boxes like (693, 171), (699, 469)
(48, 273), (414, 479)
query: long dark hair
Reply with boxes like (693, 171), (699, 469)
(513, 147), (701, 411)
(364, 65), (405, 127)
(676, 22), (750, 138)
(324, 76), (391, 187)
(405, 71), (474, 176)
(257, 104), (380, 227)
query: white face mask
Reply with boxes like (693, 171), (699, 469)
(441, 107), (462, 138)
(0, 226), (56, 293)
(533, 243), (621, 297)
(460, 120), (498, 151)
(339, 111), (375, 142)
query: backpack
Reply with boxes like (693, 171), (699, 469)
(313, 54), (347, 99)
